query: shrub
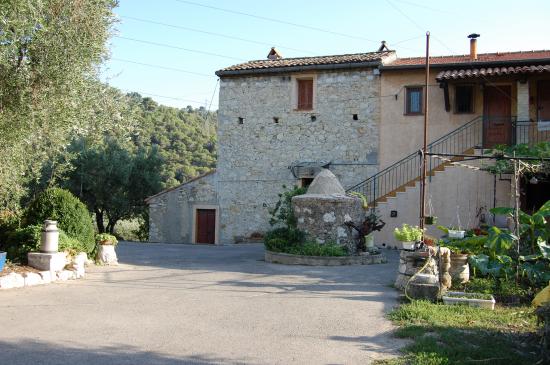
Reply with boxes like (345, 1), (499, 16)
(394, 224), (424, 242)
(23, 188), (95, 253)
(4, 225), (88, 263)
(285, 241), (348, 257)
(0, 209), (21, 252)
(268, 185), (306, 228)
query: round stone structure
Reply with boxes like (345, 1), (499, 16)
(292, 169), (365, 254)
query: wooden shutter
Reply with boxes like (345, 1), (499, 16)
(298, 79), (313, 110)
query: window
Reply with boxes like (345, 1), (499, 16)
(300, 177), (314, 188)
(297, 79), (313, 110)
(455, 85), (474, 113)
(405, 87), (423, 115)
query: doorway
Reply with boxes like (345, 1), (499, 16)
(538, 80), (550, 122)
(195, 209), (216, 244)
(483, 85), (512, 148)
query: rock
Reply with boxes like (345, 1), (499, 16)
(96, 245), (118, 265)
(0, 273), (25, 289)
(39, 271), (53, 284)
(23, 272), (43, 286)
(411, 273), (438, 285)
(56, 270), (72, 281)
(406, 282), (440, 301)
(304, 169), (346, 195)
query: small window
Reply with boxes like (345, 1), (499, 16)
(297, 79), (313, 110)
(405, 87), (423, 115)
(455, 85), (474, 113)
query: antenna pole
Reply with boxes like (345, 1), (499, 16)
(420, 32), (430, 236)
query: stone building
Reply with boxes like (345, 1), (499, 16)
(147, 38), (550, 246)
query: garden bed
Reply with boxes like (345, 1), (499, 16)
(442, 291), (496, 310)
(265, 250), (386, 266)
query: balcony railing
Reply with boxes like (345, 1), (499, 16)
(346, 116), (550, 206)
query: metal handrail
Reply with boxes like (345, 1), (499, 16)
(346, 116), (484, 204)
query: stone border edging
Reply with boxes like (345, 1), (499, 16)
(265, 250), (387, 266)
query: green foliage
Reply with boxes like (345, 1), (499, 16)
(0, 1), (123, 208)
(439, 235), (487, 255)
(129, 94), (217, 188)
(484, 142), (550, 175)
(268, 185), (307, 228)
(63, 137), (163, 234)
(379, 300), (538, 365)
(3, 225), (42, 263)
(348, 191), (368, 209)
(284, 241), (348, 257)
(23, 188), (94, 253)
(95, 233), (118, 246)
(394, 224), (424, 242)
(264, 227), (306, 251)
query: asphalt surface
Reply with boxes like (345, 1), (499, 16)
(0, 243), (404, 365)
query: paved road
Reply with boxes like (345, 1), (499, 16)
(0, 243), (404, 365)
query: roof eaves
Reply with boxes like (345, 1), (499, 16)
(216, 60), (384, 77)
(382, 57), (550, 71)
(145, 170), (216, 203)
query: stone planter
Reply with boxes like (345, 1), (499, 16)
(448, 230), (465, 239)
(398, 241), (416, 250)
(442, 291), (495, 310)
(365, 233), (374, 249)
(0, 251), (6, 272)
(97, 245), (118, 265)
(450, 253), (470, 284)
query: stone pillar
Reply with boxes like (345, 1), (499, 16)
(516, 80), (530, 144)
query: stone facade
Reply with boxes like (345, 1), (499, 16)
(217, 70), (381, 243)
(148, 172), (218, 244)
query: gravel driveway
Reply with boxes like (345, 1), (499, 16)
(0, 243), (404, 364)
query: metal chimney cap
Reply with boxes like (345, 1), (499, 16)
(468, 33), (480, 39)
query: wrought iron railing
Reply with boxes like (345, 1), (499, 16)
(512, 120), (550, 146)
(346, 116), (484, 205)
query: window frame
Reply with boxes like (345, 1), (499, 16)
(296, 78), (314, 111)
(454, 84), (475, 114)
(405, 86), (424, 115)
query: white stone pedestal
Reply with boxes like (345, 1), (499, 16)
(97, 245), (118, 265)
(28, 252), (66, 272)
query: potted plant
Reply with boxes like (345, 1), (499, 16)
(345, 206), (385, 254)
(95, 233), (118, 265)
(0, 251), (6, 272)
(442, 291), (496, 310)
(393, 224), (424, 250)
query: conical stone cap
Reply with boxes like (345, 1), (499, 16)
(306, 169), (346, 196)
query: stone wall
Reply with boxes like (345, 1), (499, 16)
(217, 69), (381, 243)
(148, 172), (218, 243)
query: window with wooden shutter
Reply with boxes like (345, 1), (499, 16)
(297, 79), (313, 110)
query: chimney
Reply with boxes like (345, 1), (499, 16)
(267, 47), (282, 60)
(468, 33), (480, 61)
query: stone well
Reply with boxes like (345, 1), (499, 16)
(292, 169), (364, 254)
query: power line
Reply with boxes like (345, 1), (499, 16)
(110, 58), (215, 77)
(121, 15), (318, 55)
(118, 88), (212, 105)
(173, 0), (381, 44)
(113, 36), (246, 62)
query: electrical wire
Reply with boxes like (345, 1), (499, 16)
(121, 15), (318, 55)
(114, 36), (246, 62)
(110, 58), (215, 77)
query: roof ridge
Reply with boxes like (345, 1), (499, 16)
(240, 50), (395, 64)
(394, 49), (550, 61)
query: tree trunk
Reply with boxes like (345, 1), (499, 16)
(106, 217), (118, 234)
(95, 208), (105, 233)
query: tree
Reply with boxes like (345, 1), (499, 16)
(0, 0), (121, 208)
(64, 138), (163, 233)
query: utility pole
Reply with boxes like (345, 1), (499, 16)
(420, 31), (430, 234)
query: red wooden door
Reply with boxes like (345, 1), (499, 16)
(538, 81), (550, 121)
(483, 85), (512, 148)
(196, 209), (216, 244)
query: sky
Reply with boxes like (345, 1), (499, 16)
(102, 0), (550, 110)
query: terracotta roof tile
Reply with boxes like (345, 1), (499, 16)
(216, 51), (395, 75)
(387, 50), (550, 67)
(436, 65), (550, 81)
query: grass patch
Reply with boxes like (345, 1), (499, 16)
(376, 300), (539, 365)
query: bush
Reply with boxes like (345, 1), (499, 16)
(4, 225), (88, 263)
(285, 241), (348, 257)
(23, 188), (95, 253)
(0, 209), (21, 252)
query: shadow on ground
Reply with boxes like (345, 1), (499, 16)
(0, 339), (251, 365)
